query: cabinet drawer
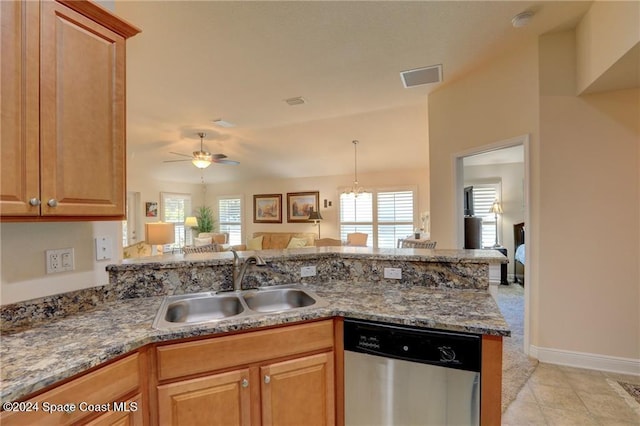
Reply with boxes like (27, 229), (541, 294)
(157, 320), (334, 381)
(1, 353), (140, 426)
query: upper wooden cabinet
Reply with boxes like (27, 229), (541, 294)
(0, 0), (140, 221)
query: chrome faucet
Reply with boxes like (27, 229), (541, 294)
(231, 249), (267, 291)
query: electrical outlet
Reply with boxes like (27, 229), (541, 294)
(300, 265), (317, 277)
(95, 236), (113, 261)
(46, 248), (74, 274)
(383, 267), (402, 279)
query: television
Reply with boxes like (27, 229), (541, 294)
(464, 186), (474, 216)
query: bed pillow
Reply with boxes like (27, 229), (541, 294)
(287, 237), (308, 248)
(194, 237), (212, 247)
(247, 235), (264, 250)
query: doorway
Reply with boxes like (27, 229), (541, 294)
(453, 134), (530, 355)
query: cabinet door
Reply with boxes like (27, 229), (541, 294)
(84, 394), (143, 426)
(261, 352), (335, 426)
(157, 369), (252, 426)
(39, 0), (126, 218)
(0, 0), (40, 216)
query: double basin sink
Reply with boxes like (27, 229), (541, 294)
(153, 284), (329, 330)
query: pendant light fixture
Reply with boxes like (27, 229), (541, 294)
(344, 140), (366, 198)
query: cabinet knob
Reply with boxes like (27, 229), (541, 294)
(47, 199), (58, 207)
(29, 198), (41, 206)
(242, 378), (249, 388)
(264, 375), (271, 384)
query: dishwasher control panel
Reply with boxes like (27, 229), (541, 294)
(344, 318), (481, 372)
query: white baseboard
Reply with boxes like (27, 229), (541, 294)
(529, 345), (640, 376)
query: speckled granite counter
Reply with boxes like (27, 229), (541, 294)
(1, 248), (509, 403)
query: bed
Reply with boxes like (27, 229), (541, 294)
(514, 222), (525, 285)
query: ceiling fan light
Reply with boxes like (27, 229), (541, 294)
(192, 158), (212, 168)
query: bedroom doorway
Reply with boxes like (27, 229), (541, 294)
(453, 134), (531, 355)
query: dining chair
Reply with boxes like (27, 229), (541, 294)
(346, 232), (368, 247)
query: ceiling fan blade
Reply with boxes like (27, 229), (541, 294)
(163, 159), (192, 163)
(169, 152), (193, 158)
(213, 159), (240, 165)
(212, 153), (227, 159)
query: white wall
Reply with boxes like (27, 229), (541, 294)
(429, 10), (639, 367)
(203, 168), (429, 241)
(538, 30), (640, 361)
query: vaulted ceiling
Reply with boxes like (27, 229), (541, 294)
(115, 1), (591, 184)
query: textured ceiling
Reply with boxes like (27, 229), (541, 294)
(116, 1), (591, 184)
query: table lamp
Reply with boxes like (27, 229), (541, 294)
(489, 200), (503, 247)
(146, 222), (175, 255)
(308, 208), (323, 238)
(184, 216), (198, 246)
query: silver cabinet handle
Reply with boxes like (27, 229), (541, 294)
(47, 199), (58, 207)
(264, 375), (271, 384)
(242, 378), (249, 388)
(29, 198), (41, 206)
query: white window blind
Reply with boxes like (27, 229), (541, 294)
(339, 188), (416, 248)
(377, 190), (414, 248)
(218, 196), (242, 245)
(161, 192), (192, 250)
(339, 192), (373, 244)
(470, 184), (500, 248)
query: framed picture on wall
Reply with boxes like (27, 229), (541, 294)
(253, 194), (282, 223)
(145, 202), (158, 217)
(286, 191), (319, 223)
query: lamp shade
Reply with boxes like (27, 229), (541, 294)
(308, 209), (323, 221)
(184, 216), (198, 228)
(145, 222), (175, 245)
(489, 200), (503, 214)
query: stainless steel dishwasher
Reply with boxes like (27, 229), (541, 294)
(344, 318), (481, 426)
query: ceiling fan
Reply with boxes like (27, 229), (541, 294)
(164, 132), (240, 169)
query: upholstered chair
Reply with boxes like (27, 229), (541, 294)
(315, 238), (343, 247)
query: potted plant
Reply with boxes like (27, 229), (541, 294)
(194, 206), (215, 233)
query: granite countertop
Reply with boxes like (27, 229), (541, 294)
(0, 280), (509, 403)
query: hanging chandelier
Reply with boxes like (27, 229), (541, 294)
(344, 140), (366, 198)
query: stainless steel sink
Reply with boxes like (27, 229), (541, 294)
(152, 285), (328, 329)
(242, 288), (318, 313)
(164, 294), (245, 323)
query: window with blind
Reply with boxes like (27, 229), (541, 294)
(339, 192), (373, 244)
(339, 188), (416, 248)
(218, 196), (242, 245)
(468, 183), (500, 248)
(160, 192), (192, 250)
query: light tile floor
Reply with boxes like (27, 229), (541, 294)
(502, 362), (640, 425)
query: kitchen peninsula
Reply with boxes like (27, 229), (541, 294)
(1, 247), (509, 425)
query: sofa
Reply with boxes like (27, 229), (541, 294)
(235, 232), (318, 251)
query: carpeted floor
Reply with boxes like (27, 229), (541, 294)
(496, 283), (538, 412)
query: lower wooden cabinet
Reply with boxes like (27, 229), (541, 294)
(0, 353), (145, 426)
(153, 320), (336, 426)
(261, 352), (334, 426)
(157, 369), (252, 426)
(84, 394), (144, 426)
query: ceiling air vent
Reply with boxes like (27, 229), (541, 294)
(400, 65), (442, 88)
(284, 96), (306, 106)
